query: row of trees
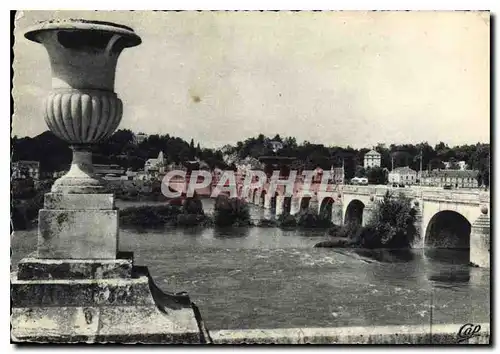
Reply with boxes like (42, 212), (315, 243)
(11, 130), (490, 186)
(11, 130), (229, 174)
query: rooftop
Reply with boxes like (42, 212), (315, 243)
(420, 169), (478, 178)
(365, 149), (381, 156)
(391, 166), (417, 174)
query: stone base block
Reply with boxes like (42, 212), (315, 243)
(44, 193), (115, 210)
(11, 256), (208, 344)
(17, 252), (133, 280)
(38, 209), (118, 259)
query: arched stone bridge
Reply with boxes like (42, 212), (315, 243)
(243, 183), (490, 268)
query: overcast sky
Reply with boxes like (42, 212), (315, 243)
(12, 10), (490, 149)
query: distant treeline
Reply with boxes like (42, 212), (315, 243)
(12, 130), (490, 185)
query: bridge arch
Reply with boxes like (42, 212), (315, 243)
(345, 199), (365, 226)
(270, 192), (279, 213)
(319, 197), (334, 221)
(260, 190), (267, 208)
(299, 196), (311, 212)
(252, 188), (258, 204)
(425, 210), (471, 251)
(283, 196), (292, 214)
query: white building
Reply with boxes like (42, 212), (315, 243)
(418, 169), (478, 188)
(364, 150), (381, 169)
(144, 151), (166, 176)
(134, 133), (148, 145)
(269, 141), (284, 153)
(443, 160), (468, 170)
(388, 166), (417, 185)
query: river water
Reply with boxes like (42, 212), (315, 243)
(11, 199), (490, 331)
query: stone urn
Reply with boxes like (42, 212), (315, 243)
(25, 19), (141, 193)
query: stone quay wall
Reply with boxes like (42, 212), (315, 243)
(210, 323), (490, 344)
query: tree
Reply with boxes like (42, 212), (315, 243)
(448, 157), (460, 170)
(271, 134), (282, 142)
(343, 154), (357, 180)
(429, 158), (445, 170)
(361, 192), (417, 249)
(355, 165), (366, 178)
(476, 156), (490, 188)
(189, 139), (196, 160)
(391, 151), (411, 168)
(366, 166), (387, 185)
(375, 143), (391, 169)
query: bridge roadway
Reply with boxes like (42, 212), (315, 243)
(242, 183), (490, 268)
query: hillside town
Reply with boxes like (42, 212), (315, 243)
(12, 130), (490, 192)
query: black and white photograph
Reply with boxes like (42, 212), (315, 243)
(9, 9), (491, 345)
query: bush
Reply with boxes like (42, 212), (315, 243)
(296, 208), (332, 229)
(11, 178), (54, 230)
(278, 212), (297, 228)
(362, 191), (417, 249)
(119, 204), (181, 228)
(257, 218), (278, 227)
(329, 222), (362, 239)
(314, 237), (357, 248)
(182, 194), (204, 215)
(11, 179), (36, 199)
(213, 195), (251, 227)
(176, 213), (212, 227)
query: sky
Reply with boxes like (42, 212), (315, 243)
(12, 10), (490, 149)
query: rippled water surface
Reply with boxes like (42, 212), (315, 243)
(11, 200), (490, 330)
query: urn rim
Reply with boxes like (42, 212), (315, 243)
(24, 18), (141, 48)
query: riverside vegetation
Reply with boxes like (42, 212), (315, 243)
(119, 194), (252, 229)
(13, 178), (418, 253)
(11, 178), (53, 230)
(120, 196), (335, 230)
(315, 191), (418, 249)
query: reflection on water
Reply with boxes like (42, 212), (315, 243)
(11, 199), (490, 330)
(354, 249), (416, 263)
(424, 248), (470, 265)
(424, 249), (472, 285)
(212, 227), (251, 239)
(428, 270), (471, 284)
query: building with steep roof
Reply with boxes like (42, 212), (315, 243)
(363, 149), (381, 169)
(144, 151), (166, 178)
(134, 132), (148, 144)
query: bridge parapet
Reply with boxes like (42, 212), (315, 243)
(422, 190), (482, 204)
(340, 185), (374, 195)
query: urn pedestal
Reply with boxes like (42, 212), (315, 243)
(11, 253), (207, 343)
(11, 19), (207, 343)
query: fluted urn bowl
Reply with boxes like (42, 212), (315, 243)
(25, 19), (141, 193)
